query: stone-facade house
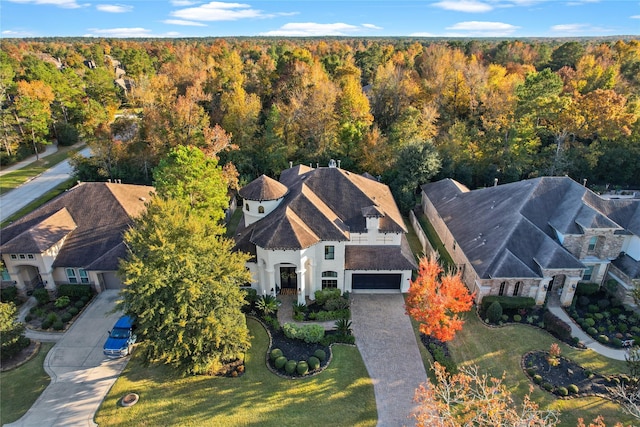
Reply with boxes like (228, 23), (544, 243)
(234, 161), (417, 305)
(421, 177), (640, 306)
(1, 182), (153, 296)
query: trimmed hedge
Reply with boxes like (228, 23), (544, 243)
(314, 349), (326, 362)
(568, 384), (579, 394)
(481, 295), (536, 311)
(575, 282), (599, 296)
(57, 284), (93, 298)
(283, 323), (325, 343)
(274, 356), (287, 370)
(543, 310), (572, 341)
(270, 348), (283, 361)
(296, 361), (309, 375)
(486, 301), (503, 324)
(285, 360), (297, 375)
(308, 356), (320, 370)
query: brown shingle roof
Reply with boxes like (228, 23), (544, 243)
(239, 174), (289, 201)
(1, 182), (153, 271)
(0, 208), (76, 253)
(345, 235), (417, 270)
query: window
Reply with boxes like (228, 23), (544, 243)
(19, 254), (25, 259)
(245, 203), (250, 211)
(258, 205), (265, 214)
(10, 254), (17, 260)
(498, 281), (506, 296)
(513, 281), (522, 296)
(79, 269), (89, 284)
(587, 236), (597, 252)
(324, 245), (335, 260)
(453, 241), (457, 251)
(27, 254), (35, 259)
(322, 271), (338, 289)
(66, 268), (78, 284)
(1, 268), (10, 281)
(583, 265), (594, 281)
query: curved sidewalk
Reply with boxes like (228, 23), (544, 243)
(7, 290), (128, 427)
(547, 305), (628, 361)
(351, 293), (427, 427)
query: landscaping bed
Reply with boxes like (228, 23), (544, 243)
(24, 286), (93, 331)
(292, 288), (351, 322)
(567, 288), (640, 348)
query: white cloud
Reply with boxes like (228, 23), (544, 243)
(550, 23), (612, 34)
(170, 0), (198, 5)
(85, 27), (153, 37)
(1, 29), (36, 37)
(631, 15), (640, 19)
(362, 23), (382, 30)
(163, 19), (207, 26)
(96, 4), (132, 13)
(260, 22), (362, 36)
(7, 0), (86, 9)
(432, 0), (493, 12)
(171, 1), (263, 21)
(446, 20), (520, 35)
(567, 0), (600, 5)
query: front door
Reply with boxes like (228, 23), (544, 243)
(280, 267), (297, 292)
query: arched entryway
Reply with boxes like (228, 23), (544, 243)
(15, 265), (43, 293)
(547, 274), (565, 305)
(279, 266), (297, 295)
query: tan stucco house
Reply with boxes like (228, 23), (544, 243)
(421, 177), (640, 307)
(234, 161), (417, 305)
(1, 182), (153, 296)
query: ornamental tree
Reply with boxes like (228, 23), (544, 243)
(405, 256), (474, 342)
(119, 197), (251, 375)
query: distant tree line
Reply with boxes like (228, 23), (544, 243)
(1, 37), (639, 210)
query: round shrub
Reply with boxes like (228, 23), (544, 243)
(577, 296), (589, 306)
(513, 314), (522, 322)
(588, 304), (599, 313)
(285, 360), (297, 375)
(618, 323), (628, 334)
(568, 384), (579, 394)
(41, 319), (53, 329)
(308, 356), (320, 370)
(597, 299), (610, 309)
(25, 314), (33, 322)
(52, 320), (64, 330)
(587, 327), (598, 336)
(556, 387), (568, 396)
(526, 368), (536, 376)
(542, 382), (554, 392)
(314, 349), (326, 362)
(61, 312), (72, 322)
(597, 335), (609, 344)
(274, 356), (287, 370)
(74, 300), (85, 308)
(611, 338), (623, 347)
(296, 361), (309, 375)
(54, 296), (71, 309)
(80, 295), (90, 303)
(270, 348), (283, 361)
(486, 301), (503, 324)
(594, 313), (604, 320)
(33, 288), (50, 305)
(533, 374), (542, 384)
(584, 318), (595, 327)
(68, 307), (79, 316)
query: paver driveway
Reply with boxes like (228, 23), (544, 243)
(351, 293), (428, 427)
(6, 290), (128, 427)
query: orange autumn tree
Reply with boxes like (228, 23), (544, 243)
(406, 256), (475, 342)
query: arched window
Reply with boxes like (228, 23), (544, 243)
(245, 203), (250, 211)
(322, 271), (338, 289)
(513, 281), (522, 296)
(258, 205), (265, 214)
(498, 281), (506, 296)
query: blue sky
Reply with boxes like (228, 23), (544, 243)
(1, 0), (639, 38)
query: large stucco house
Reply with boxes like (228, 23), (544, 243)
(234, 161), (417, 304)
(421, 177), (640, 307)
(1, 182), (153, 296)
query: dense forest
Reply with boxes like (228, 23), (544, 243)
(1, 37), (639, 211)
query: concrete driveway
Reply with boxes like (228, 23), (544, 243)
(6, 290), (129, 427)
(351, 293), (428, 427)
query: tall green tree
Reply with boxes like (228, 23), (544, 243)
(153, 145), (230, 222)
(119, 197), (251, 375)
(0, 302), (29, 361)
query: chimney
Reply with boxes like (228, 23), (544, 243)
(108, 179), (111, 183)
(337, 159), (341, 169)
(494, 178), (498, 187)
(289, 161), (293, 168)
(583, 178), (587, 187)
(316, 162), (319, 168)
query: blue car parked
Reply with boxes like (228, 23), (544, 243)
(103, 315), (136, 358)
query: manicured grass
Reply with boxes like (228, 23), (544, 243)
(1, 178), (77, 228)
(403, 217), (423, 261)
(225, 206), (243, 237)
(448, 312), (633, 426)
(0, 144), (83, 195)
(0, 342), (53, 425)
(95, 318), (377, 427)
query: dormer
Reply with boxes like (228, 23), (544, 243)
(362, 205), (385, 232)
(238, 175), (289, 226)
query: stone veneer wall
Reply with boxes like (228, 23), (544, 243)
(561, 230), (625, 261)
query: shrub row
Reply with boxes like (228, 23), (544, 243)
(270, 348), (325, 376)
(307, 309), (350, 321)
(575, 282), (600, 296)
(543, 310), (572, 341)
(481, 296), (536, 312)
(282, 323), (325, 343)
(314, 288), (342, 306)
(57, 284), (93, 298)
(428, 343), (457, 374)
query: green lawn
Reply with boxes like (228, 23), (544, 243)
(416, 213), (455, 271)
(0, 144), (84, 196)
(0, 342), (53, 425)
(95, 318), (377, 427)
(447, 312), (632, 426)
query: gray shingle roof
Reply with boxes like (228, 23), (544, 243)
(421, 176), (639, 279)
(1, 182), (153, 271)
(345, 235), (418, 270)
(238, 174), (289, 201)
(238, 166), (406, 251)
